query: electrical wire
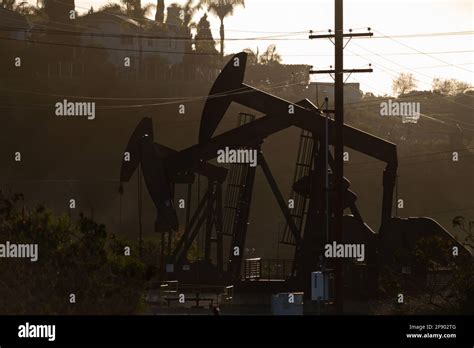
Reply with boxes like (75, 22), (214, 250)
(374, 29), (474, 74)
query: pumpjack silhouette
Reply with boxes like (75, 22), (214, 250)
(120, 52), (469, 298)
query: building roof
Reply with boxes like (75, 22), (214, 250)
(78, 11), (141, 29)
(310, 81), (360, 86)
(0, 7), (29, 28)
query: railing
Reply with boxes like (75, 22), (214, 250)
(146, 280), (230, 307)
(244, 258), (262, 280)
(243, 258), (294, 281)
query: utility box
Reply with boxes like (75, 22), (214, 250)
(271, 292), (304, 315)
(311, 271), (329, 301)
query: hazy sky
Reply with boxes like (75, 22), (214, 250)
(71, 0), (473, 94)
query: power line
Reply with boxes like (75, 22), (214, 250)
(374, 29), (474, 74)
(53, 0), (474, 43)
(0, 35), (220, 55)
(3, 72), (471, 133)
(361, 31), (474, 39)
(347, 93), (474, 132)
(3, 26), (474, 41)
(0, 70), (310, 101)
(350, 43), (444, 86)
(354, 67), (474, 117)
(2, 33), (473, 58)
(340, 49), (473, 115)
(339, 45), (474, 115)
(0, 76), (310, 109)
(408, 63), (474, 70)
(297, 50), (474, 57)
(0, 26), (308, 41)
(4, 8), (108, 33)
(342, 88), (474, 109)
(338, 72), (474, 132)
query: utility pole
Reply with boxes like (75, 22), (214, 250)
(309, 0), (373, 314)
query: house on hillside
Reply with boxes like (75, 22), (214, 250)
(0, 8), (29, 42)
(77, 11), (186, 70)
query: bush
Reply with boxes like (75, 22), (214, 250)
(0, 192), (146, 314)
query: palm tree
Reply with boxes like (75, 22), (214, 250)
(122, 0), (155, 18)
(183, 0), (199, 28)
(198, 0), (244, 56)
(2, 0), (39, 16)
(2, 0), (48, 22)
(243, 47), (258, 64)
(155, 0), (164, 22)
(182, 1), (199, 53)
(100, 0), (154, 18)
(1, 0), (24, 11)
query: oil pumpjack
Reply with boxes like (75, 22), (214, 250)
(119, 52), (468, 301)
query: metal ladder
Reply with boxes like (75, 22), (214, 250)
(221, 113), (256, 238)
(280, 129), (316, 245)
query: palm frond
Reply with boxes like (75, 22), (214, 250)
(200, 0), (244, 20)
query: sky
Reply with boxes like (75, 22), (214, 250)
(71, 0), (473, 95)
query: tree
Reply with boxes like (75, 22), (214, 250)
(165, 3), (182, 26)
(0, 193), (146, 314)
(182, 1), (200, 54)
(377, 216), (473, 314)
(2, 0), (46, 21)
(182, 0), (199, 28)
(432, 78), (471, 96)
(99, 2), (125, 14)
(198, 0), (245, 57)
(362, 91), (376, 99)
(1, 0), (29, 13)
(259, 44), (281, 65)
(452, 216), (474, 249)
(43, 0), (75, 22)
(126, 0), (155, 18)
(100, 0), (154, 18)
(243, 47), (258, 65)
(392, 72), (417, 96)
(163, 2), (198, 29)
(194, 13), (218, 55)
(155, 0), (164, 22)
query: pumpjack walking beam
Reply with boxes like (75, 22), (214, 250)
(164, 60), (397, 231)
